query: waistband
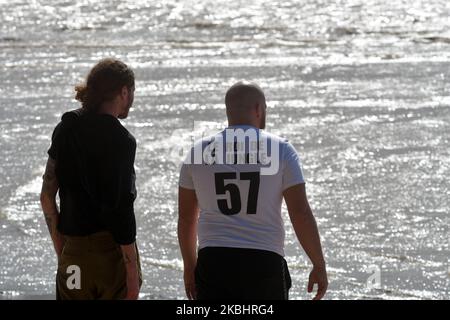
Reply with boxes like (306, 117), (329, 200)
(63, 231), (119, 253)
(198, 246), (283, 260)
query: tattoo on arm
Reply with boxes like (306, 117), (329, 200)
(41, 157), (60, 239)
(41, 158), (58, 197)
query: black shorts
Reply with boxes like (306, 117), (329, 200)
(195, 247), (292, 300)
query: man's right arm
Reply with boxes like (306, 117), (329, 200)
(177, 186), (199, 300)
(283, 183), (328, 300)
(40, 157), (65, 258)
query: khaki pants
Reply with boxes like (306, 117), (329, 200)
(56, 231), (142, 300)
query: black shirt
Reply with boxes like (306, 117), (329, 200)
(48, 109), (137, 245)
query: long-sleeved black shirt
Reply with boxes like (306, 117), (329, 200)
(48, 108), (137, 245)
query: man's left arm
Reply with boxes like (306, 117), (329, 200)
(40, 157), (65, 258)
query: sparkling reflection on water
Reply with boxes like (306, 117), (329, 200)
(0, 0), (449, 299)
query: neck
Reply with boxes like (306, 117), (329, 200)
(98, 102), (120, 118)
(228, 120), (260, 128)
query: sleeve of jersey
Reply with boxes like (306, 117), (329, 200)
(47, 121), (63, 160)
(179, 162), (195, 190)
(282, 142), (306, 191)
(47, 111), (78, 160)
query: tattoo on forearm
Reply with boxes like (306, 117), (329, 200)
(41, 158), (60, 238)
(41, 158), (58, 196)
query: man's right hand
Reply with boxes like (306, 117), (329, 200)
(307, 265), (328, 300)
(183, 267), (197, 300)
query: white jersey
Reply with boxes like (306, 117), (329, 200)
(179, 125), (305, 257)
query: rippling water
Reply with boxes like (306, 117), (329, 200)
(0, 0), (449, 300)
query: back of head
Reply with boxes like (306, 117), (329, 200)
(74, 58), (134, 112)
(225, 81), (266, 127)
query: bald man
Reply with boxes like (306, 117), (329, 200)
(178, 82), (328, 300)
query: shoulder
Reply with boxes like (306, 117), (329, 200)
(61, 108), (84, 122)
(114, 122), (136, 150)
(187, 133), (219, 153)
(195, 133), (216, 149)
(51, 108), (86, 135)
(50, 108), (82, 137)
(260, 131), (295, 154)
(91, 114), (136, 149)
(78, 111), (136, 149)
(260, 131), (287, 144)
(182, 133), (217, 165)
(104, 120), (136, 161)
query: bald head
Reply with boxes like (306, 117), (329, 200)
(225, 81), (267, 129)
